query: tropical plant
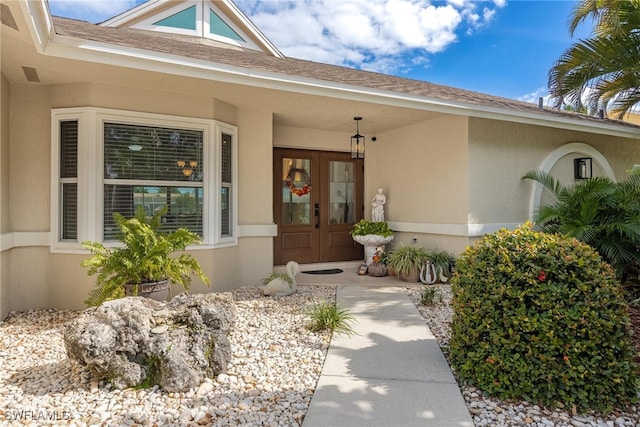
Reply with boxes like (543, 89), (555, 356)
(449, 223), (639, 412)
(419, 286), (442, 306)
(568, 0), (640, 39)
(306, 299), (356, 336)
(349, 219), (394, 237)
(82, 206), (210, 307)
(386, 245), (429, 277)
(261, 272), (294, 288)
(522, 170), (640, 280)
(548, 0), (640, 118)
(426, 250), (456, 279)
(628, 164), (640, 175)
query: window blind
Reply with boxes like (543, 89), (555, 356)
(60, 120), (78, 240)
(103, 123), (204, 240)
(221, 132), (232, 237)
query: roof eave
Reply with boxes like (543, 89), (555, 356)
(99, 0), (284, 58)
(99, 0), (162, 26)
(21, 4), (640, 140)
(19, 0), (55, 53)
(219, 0), (284, 58)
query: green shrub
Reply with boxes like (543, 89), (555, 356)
(306, 300), (356, 336)
(349, 219), (394, 237)
(82, 206), (209, 307)
(522, 170), (640, 281)
(261, 272), (294, 288)
(420, 286), (443, 306)
(386, 245), (428, 276)
(427, 250), (456, 275)
(449, 223), (638, 412)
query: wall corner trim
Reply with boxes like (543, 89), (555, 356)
(0, 231), (50, 251)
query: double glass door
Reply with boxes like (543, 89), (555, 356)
(273, 148), (364, 265)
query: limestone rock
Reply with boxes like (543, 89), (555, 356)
(64, 293), (235, 392)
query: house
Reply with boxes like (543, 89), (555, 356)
(2, 0), (639, 319)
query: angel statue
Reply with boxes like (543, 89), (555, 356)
(371, 188), (386, 222)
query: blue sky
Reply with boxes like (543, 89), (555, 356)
(48, 0), (590, 105)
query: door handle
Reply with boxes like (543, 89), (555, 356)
(314, 203), (320, 229)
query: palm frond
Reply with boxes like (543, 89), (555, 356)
(522, 170), (566, 201)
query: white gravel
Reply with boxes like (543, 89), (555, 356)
(0, 285), (333, 426)
(406, 284), (640, 427)
(1, 283), (639, 426)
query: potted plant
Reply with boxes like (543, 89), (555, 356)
(367, 250), (388, 277)
(350, 219), (394, 265)
(386, 245), (428, 282)
(81, 206), (210, 307)
(428, 250), (456, 283)
(421, 250), (456, 284)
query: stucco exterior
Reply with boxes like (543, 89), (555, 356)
(370, 115), (471, 254)
(2, 0), (640, 318)
(468, 118), (640, 223)
(1, 80), (276, 314)
(1, 73), (10, 317)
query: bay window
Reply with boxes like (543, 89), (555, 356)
(51, 107), (237, 251)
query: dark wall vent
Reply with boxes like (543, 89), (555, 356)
(22, 66), (40, 83)
(1, 4), (19, 31)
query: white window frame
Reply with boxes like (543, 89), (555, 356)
(51, 107), (238, 253)
(216, 123), (237, 244)
(129, 0), (261, 51)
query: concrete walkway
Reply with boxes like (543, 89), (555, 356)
(302, 285), (474, 427)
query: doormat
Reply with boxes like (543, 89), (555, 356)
(302, 269), (343, 275)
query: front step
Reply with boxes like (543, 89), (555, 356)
(273, 260), (362, 274)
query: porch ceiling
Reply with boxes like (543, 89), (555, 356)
(0, 5), (441, 135)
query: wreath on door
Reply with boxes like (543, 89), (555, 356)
(286, 167), (311, 197)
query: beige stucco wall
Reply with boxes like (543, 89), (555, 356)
(468, 117), (640, 225)
(1, 74), (9, 233)
(370, 115), (469, 223)
(9, 84), (51, 231)
(238, 109), (273, 225)
(274, 125), (351, 152)
(369, 115), (470, 254)
(3, 81), (275, 315)
(1, 74), (10, 318)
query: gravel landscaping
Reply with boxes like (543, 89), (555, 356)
(0, 283), (639, 426)
(0, 285), (333, 426)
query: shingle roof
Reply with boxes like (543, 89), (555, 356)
(53, 16), (640, 131)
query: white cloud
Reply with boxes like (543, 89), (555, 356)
(517, 87), (553, 106)
(49, 0), (139, 23)
(236, 0), (505, 74)
(48, 0), (506, 77)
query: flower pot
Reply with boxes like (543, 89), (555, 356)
(398, 269), (420, 283)
(368, 262), (387, 277)
(352, 234), (394, 265)
(125, 280), (170, 302)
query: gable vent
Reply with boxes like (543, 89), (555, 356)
(1, 3), (18, 31)
(22, 67), (40, 82)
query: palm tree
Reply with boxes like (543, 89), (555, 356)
(522, 170), (640, 280)
(548, 0), (640, 118)
(568, 0), (640, 37)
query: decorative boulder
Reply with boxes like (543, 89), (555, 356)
(64, 293), (235, 392)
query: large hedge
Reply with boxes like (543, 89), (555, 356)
(449, 224), (638, 412)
